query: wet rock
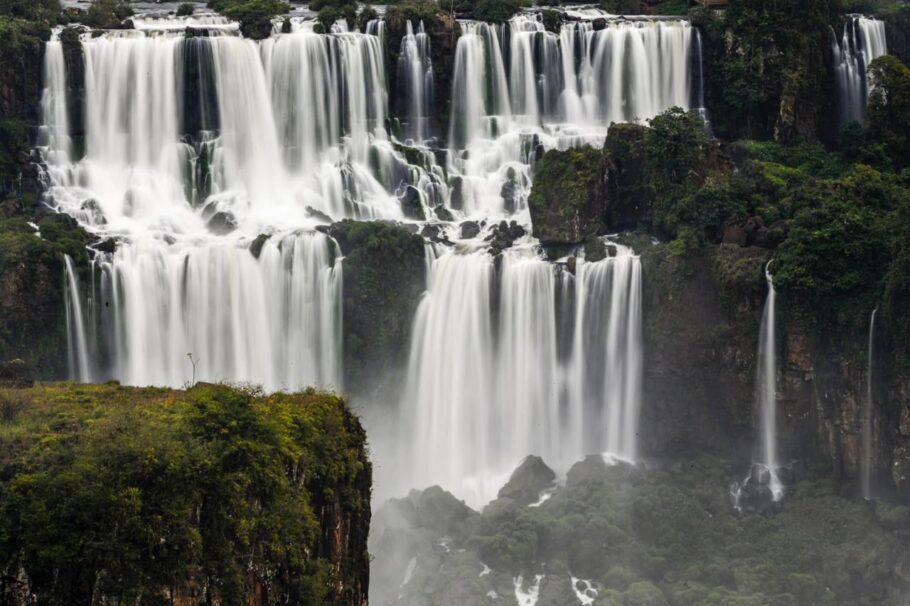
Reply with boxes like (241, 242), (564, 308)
(497, 455), (556, 506)
(488, 220), (526, 256)
(305, 205), (332, 224)
(80, 199), (106, 225)
(206, 210), (237, 235)
(0, 359), (32, 388)
(584, 236), (607, 262)
(460, 221), (480, 239)
(93, 238), (117, 254)
(249, 234), (270, 259)
(435, 205), (455, 222)
(500, 167), (520, 214)
(422, 223), (442, 240)
(400, 185), (426, 220)
(592, 17), (607, 31)
(450, 176), (464, 211)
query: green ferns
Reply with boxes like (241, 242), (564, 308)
(0, 382), (370, 605)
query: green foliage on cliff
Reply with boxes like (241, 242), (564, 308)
(528, 146), (605, 244)
(696, 0), (839, 141)
(208, 0), (290, 39)
(0, 215), (91, 376)
(0, 382), (370, 605)
(325, 220), (426, 394)
(472, 0), (520, 22)
(868, 55), (910, 169)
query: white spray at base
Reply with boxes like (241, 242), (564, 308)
(385, 244), (643, 508)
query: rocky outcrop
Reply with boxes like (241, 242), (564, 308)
(0, 382), (371, 606)
(528, 147), (606, 245)
(323, 220), (427, 397)
(602, 123), (653, 231)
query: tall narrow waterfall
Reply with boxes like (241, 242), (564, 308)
(757, 264), (783, 501)
(833, 16), (887, 126)
(392, 245), (642, 508)
(39, 32), (71, 166)
(862, 307), (878, 500)
(396, 21), (434, 143)
(64, 254), (90, 383)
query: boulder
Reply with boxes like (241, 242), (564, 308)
(435, 205), (455, 222)
(206, 210), (237, 235)
(414, 485), (477, 537)
(460, 221), (480, 239)
(400, 185), (426, 220)
(497, 456), (556, 505)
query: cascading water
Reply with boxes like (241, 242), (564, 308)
(862, 307), (878, 500)
(390, 244), (643, 507)
(40, 7), (699, 509)
(396, 21), (434, 143)
(832, 15), (888, 126)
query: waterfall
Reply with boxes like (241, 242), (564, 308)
(757, 264), (783, 501)
(396, 21), (434, 143)
(393, 245), (642, 507)
(39, 32), (71, 166)
(39, 9), (687, 511)
(75, 233), (341, 391)
(833, 16), (887, 126)
(64, 254), (91, 383)
(862, 307), (878, 500)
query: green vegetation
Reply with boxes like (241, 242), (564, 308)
(472, 0), (520, 23)
(0, 214), (92, 377)
(868, 55), (910, 169)
(0, 382), (370, 604)
(207, 0), (289, 39)
(387, 458), (910, 605)
(528, 146), (605, 244)
(324, 220), (426, 394)
(81, 0), (134, 28)
(176, 2), (195, 16)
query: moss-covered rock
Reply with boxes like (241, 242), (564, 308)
(528, 146), (606, 245)
(324, 220), (426, 397)
(0, 382), (371, 605)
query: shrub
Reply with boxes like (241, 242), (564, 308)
(176, 2), (195, 16)
(472, 0), (519, 22)
(357, 3), (378, 31)
(317, 5), (343, 30)
(208, 0), (289, 39)
(81, 0), (134, 28)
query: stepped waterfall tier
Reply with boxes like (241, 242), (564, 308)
(37, 8), (699, 510)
